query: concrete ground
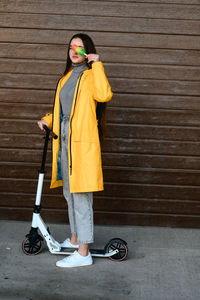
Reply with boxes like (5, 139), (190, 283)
(0, 220), (200, 300)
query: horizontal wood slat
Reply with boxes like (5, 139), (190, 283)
(1, 148), (200, 170)
(0, 74), (199, 95)
(1, 13), (200, 35)
(1, 43), (200, 66)
(1, 133), (200, 156)
(1, 88), (200, 111)
(107, 108), (200, 126)
(101, 0), (200, 4)
(2, 193), (200, 216)
(0, 1), (200, 20)
(2, 206), (200, 228)
(1, 28), (200, 49)
(128, 0), (200, 4)
(2, 163), (200, 186)
(104, 138), (200, 156)
(1, 179), (200, 201)
(2, 104), (200, 128)
(2, 119), (200, 142)
(1, 148), (200, 171)
(1, 58), (200, 81)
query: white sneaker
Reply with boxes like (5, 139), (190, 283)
(59, 238), (79, 249)
(56, 251), (93, 268)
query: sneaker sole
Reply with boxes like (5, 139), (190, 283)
(56, 262), (93, 268)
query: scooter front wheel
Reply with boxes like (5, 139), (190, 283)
(22, 236), (43, 255)
(105, 238), (128, 261)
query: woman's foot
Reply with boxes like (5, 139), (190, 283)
(56, 251), (93, 268)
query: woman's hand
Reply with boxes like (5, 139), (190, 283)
(37, 120), (48, 131)
(86, 54), (100, 63)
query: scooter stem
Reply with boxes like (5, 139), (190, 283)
(40, 125), (51, 173)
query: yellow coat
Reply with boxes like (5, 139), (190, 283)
(42, 61), (113, 193)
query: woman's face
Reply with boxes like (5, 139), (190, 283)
(69, 37), (86, 64)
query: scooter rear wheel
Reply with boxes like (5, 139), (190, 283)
(105, 238), (128, 261)
(22, 236), (43, 255)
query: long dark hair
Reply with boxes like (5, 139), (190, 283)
(64, 33), (107, 143)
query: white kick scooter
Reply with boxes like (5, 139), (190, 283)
(22, 125), (128, 261)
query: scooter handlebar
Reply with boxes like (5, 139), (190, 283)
(42, 124), (50, 133)
(42, 125), (58, 139)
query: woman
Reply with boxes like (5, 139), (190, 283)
(38, 33), (113, 268)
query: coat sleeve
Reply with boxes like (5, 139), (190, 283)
(92, 61), (113, 102)
(41, 113), (53, 129)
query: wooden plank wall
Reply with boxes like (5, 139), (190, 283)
(0, 0), (200, 227)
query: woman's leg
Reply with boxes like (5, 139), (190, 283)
(56, 191), (94, 267)
(73, 192), (94, 255)
(61, 117), (78, 243)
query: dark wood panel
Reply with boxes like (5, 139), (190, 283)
(103, 138), (200, 156)
(2, 193), (200, 216)
(94, 0), (200, 5)
(1, 179), (200, 201)
(114, 94), (200, 110)
(0, 88), (55, 104)
(0, 148), (49, 164)
(0, 194), (200, 215)
(0, 74), (135, 94)
(1, 13), (134, 33)
(1, 147), (200, 175)
(2, 148), (200, 171)
(0, 74), (199, 95)
(2, 119), (200, 142)
(129, 0), (200, 4)
(1, 58), (200, 81)
(0, 59), (136, 79)
(108, 64), (200, 81)
(2, 163), (200, 186)
(1, 88), (200, 112)
(0, 29), (135, 47)
(104, 153), (200, 171)
(1, 0), (200, 228)
(111, 78), (200, 95)
(0, 103), (51, 120)
(107, 108), (200, 127)
(2, 133), (200, 156)
(0, 1), (199, 20)
(102, 182), (200, 201)
(107, 124), (200, 141)
(0, 73), (58, 90)
(0, 28), (200, 49)
(1, 13), (200, 35)
(0, 1), (134, 17)
(104, 168), (200, 186)
(0, 88), (133, 108)
(2, 206), (200, 227)
(1, 43), (200, 66)
(3, 103), (200, 128)
(94, 212), (200, 228)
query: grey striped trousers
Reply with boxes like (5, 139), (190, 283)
(60, 116), (94, 244)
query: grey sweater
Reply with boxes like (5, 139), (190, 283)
(60, 61), (88, 118)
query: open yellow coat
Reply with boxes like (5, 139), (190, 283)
(42, 61), (113, 193)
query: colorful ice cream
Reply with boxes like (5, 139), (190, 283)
(72, 44), (86, 56)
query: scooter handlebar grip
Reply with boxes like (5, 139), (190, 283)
(42, 124), (58, 139)
(42, 124), (50, 132)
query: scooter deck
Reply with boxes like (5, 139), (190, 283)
(58, 248), (105, 254)
(51, 247), (118, 258)
(90, 249), (105, 255)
